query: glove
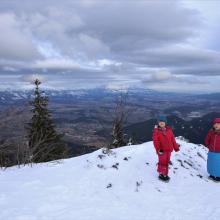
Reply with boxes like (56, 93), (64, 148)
(158, 149), (164, 155)
(174, 144), (180, 152)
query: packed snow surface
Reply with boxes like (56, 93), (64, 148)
(1, 138), (220, 220)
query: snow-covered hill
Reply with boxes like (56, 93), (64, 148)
(1, 138), (220, 220)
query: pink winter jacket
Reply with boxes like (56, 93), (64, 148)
(205, 129), (220, 152)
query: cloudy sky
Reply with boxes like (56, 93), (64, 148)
(0, 0), (220, 93)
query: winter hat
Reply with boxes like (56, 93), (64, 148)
(213, 118), (220, 124)
(157, 115), (167, 123)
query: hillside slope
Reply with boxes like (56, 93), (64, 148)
(125, 112), (220, 144)
(0, 138), (220, 220)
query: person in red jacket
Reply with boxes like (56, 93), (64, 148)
(153, 115), (180, 182)
(205, 118), (220, 182)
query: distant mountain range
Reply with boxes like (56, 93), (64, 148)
(1, 88), (220, 107)
(0, 88), (159, 106)
(2, 87), (219, 104)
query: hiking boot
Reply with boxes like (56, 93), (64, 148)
(209, 175), (215, 180)
(209, 175), (220, 182)
(159, 174), (170, 182)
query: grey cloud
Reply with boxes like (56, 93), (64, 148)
(78, 1), (201, 52)
(0, 0), (202, 61)
(129, 46), (220, 66)
(0, 0), (219, 92)
(173, 64), (220, 76)
(0, 13), (41, 61)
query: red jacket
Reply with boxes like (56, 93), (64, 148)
(153, 126), (179, 154)
(205, 129), (220, 152)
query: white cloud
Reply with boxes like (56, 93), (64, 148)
(151, 70), (173, 81)
(32, 58), (81, 70)
(21, 74), (46, 83)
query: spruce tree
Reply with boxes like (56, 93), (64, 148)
(27, 79), (67, 163)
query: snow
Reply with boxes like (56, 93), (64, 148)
(0, 138), (220, 220)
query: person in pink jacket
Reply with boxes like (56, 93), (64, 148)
(153, 115), (180, 182)
(205, 117), (220, 182)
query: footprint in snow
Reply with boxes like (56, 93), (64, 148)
(112, 163), (119, 170)
(98, 154), (106, 160)
(97, 164), (106, 169)
(135, 180), (143, 192)
(123, 156), (131, 161)
(106, 183), (112, 188)
(155, 187), (161, 192)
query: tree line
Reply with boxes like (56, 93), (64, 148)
(0, 79), (132, 167)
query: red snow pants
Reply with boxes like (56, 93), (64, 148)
(157, 152), (171, 175)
